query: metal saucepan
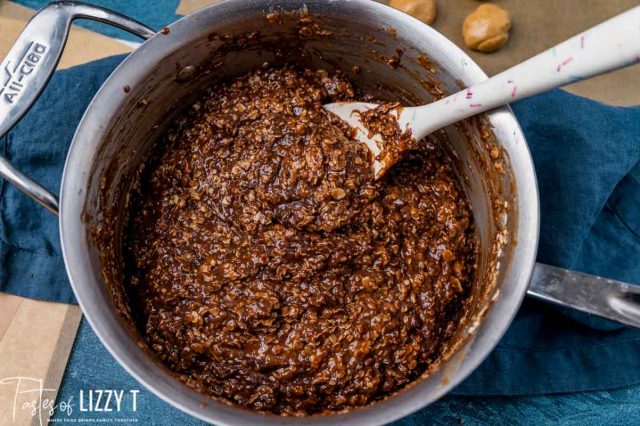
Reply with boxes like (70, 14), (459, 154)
(1, 1), (639, 424)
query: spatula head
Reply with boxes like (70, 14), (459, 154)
(322, 101), (387, 178)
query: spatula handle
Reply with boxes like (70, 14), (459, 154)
(412, 5), (640, 138)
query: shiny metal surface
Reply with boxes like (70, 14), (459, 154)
(0, 156), (60, 214)
(0, 0), (630, 425)
(59, 1), (539, 424)
(529, 263), (640, 328)
(0, 1), (154, 212)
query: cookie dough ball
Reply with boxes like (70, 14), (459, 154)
(390, 0), (437, 25)
(463, 3), (511, 52)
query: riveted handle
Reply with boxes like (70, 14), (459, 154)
(0, 1), (155, 215)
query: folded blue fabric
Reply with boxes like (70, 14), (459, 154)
(1, 55), (640, 395)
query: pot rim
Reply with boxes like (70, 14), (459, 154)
(59, 0), (540, 424)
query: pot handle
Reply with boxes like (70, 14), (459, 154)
(0, 1), (155, 215)
(528, 263), (640, 328)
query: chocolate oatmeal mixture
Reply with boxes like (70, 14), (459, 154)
(359, 102), (414, 178)
(124, 66), (476, 414)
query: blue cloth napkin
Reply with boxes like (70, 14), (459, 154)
(1, 55), (640, 396)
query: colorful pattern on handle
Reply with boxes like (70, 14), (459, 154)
(405, 5), (640, 141)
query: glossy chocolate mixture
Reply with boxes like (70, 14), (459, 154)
(123, 66), (476, 414)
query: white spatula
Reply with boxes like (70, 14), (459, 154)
(324, 5), (640, 179)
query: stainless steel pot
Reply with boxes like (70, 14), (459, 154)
(2, 1), (640, 425)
